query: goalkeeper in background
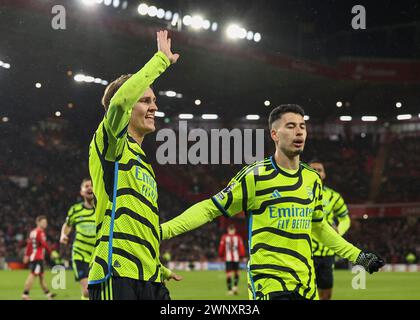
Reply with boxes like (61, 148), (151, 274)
(309, 160), (351, 300)
(60, 178), (96, 300)
(161, 104), (384, 300)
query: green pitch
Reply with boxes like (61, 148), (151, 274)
(0, 270), (419, 300)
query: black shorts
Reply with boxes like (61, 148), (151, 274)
(73, 260), (90, 281)
(313, 256), (335, 289)
(225, 261), (239, 272)
(88, 277), (171, 300)
(29, 260), (44, 276)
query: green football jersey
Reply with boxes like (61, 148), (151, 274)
(312, 186), (350, 257)
(88, 52), (170, 285)
(66, 202), (96, 264)
(212, 157), (324, 300)
(161, 156), (361, 300)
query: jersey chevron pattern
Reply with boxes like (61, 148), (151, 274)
(88, 52), (170, 285)
(212, 157), (324, 300)
(312, 186), (350, 257)
(66, 202), (96, 264)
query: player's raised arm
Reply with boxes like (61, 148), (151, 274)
(99, 30), (179, 160)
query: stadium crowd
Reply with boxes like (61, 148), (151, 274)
(0, 121), (419, 266)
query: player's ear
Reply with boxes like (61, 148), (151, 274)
(270, 128), (279, 142)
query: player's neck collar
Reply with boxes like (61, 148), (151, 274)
(270, 155), (301, 177)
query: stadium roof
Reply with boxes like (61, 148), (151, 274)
(1, 0), (420, 125)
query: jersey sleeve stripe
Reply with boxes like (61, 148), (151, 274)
(337, 210), (349, 217)
(241, 177), (249, 212)
(224, 191), (233, 211)
(211, 196), (230, 218)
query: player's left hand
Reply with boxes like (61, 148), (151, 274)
(23, 256), (29, 264)
(355, 251), (385, 274)
(168, 272), (183, 281)
(157, 30), (180, 64)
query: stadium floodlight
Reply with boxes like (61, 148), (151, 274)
(202, 114), (218, 120)
(253, 32), (261, 42)
(202, 19), (211, 30)
(165, 90), (177, 97)
(397, 114), (412, 120)
(182, 15), (192, 26)
(363, 214), (368, 219)
(155, 111), (165, 117)
(176, 93), (183, 98)
(361, 116), (378, 122)
(137, 3), (148, 15)
(194, 99), (201, 106)
(35, 82), (42, 88)
(3, 63), (10, 69)
(2, 117), (9, 122)
(112, 0), (120, 8)
(226, 24), (241, 39)
(147, 5), (158, 17)
(211, 22), (218, 31)
(336, 101), (343, 107)
(179, 114), (194, 119)
(246, 31), (254, 40)
(81, 0), (96, 6)
(264, 100), (270, 106)
(191, 15), (204, 30)
(396, 102), (402, 108)
(121, 1), (128, 9)
(246, 114), (260, 120)
(101, 80), (109, 86)
(164, 10), (173, 20)
(238, 27), (247, 39)
(84, 76), (95, 83)
(340, 116), (352, 121)
(74, 74), (85, 82)
(55, 111), (61, 117)
(157, 8), (165, 19)
(304, 115), (310, 121)
(104, 0), (112, 6)
(96, 0), (104, 4)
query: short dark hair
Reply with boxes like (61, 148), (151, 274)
(268, 104), (305, 129)
(36, 215), (47, 224)
(80, 177), (92, 188)
(101, 74), (133, 112)
(308, 159), (323, 165)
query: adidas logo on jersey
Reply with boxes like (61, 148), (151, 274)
(271, 189), (281, 199)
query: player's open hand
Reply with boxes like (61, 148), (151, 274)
(23, 256), (29, 264)
(168, 272), (183, 281)
(157, 30), (180, 64)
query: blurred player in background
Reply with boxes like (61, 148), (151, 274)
(161, 104), (384, 300)
(60, 178), (96, 300)
(309, 160), (351, 300)
(87, 30), (181, 300)
(22, 216), (56, 300)
(218, 224), (245, 295)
